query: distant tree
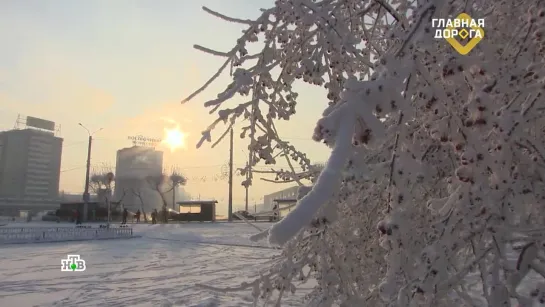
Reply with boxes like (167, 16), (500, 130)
(146, 172), (187, 222)
(112, 188), (128, 219)
(169, 172), (188, 201)
(89, 171), (125, 222)
(130, 187), (149, 222)
(185, 0), (545, 306)
(89, 172), (112, 204)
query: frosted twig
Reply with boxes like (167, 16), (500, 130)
(202, 6), (258, 25)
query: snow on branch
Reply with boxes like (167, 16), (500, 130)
(202, 6), (259, 25)
(268, 111), (355, 245)
(193, 44), (232, 57)
(185, 0), (545, 305)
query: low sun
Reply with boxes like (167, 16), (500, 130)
(162, 127), (186, 152)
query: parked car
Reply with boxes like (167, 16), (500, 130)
(42, 211), (60, 222)
(233, 210), (255, 220)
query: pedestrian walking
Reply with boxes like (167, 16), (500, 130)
(75, 210), (82, 225)
(122, 208), (128, 224)
(162, 207), (168, 223)
(151, 209), (157, 224)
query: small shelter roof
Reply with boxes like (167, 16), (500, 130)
(176, 200), (218, 205)
(273, 198), (297, 203)
(60, 201), (100, 205)
(60, 201), (120, 205)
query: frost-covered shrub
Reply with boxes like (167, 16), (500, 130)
(185, 0), (545, 306)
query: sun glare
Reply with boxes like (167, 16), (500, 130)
(162, 127), (186, 152)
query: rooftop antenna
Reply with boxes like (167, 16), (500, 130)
(55, 124), (62, 137)
(13, 114), (24, 130)
(127, 135), (162, 148)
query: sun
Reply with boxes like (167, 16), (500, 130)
(162, 127), (186, 152)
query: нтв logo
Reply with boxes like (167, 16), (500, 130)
(61, 254), (86, 272)
(432, 13), (485, 55)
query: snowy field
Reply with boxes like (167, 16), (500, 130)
(1, 222), (544, 307)
(0, 222), (311, 307)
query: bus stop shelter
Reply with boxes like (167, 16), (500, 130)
(175, 200), (217, 222)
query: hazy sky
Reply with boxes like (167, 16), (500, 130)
(0, 0), (331, 214)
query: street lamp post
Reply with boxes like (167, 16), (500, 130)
(228, 128), (234, 222)
(105, 172), (114, 228)
(172, 184), (176, 211)
(79, 123), (103, 223)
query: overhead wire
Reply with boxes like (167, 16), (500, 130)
(60, 166), (87, 172)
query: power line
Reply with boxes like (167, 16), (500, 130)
(90, 136), (317, 142)
(63, 141), (88, 147)
(59, 163), (306, 174)
(61, 166), (86, 173)
(61, 163), (112, 173)
(59, 163), (308, 174)
(175, 164), (224, 169)
(283, 137), (316, 141)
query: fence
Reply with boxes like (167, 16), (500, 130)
(0, 227), (134, 244)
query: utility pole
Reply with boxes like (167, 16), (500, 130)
(172, 184), (176, 211)
(245, 161), (249, 212)
(171, 166), (177, 211)
(172, 188), (175, 211)
(106, 183), (112, 228)
(244, 145), (252, 212)
(79, 123), (103, 223)
(228, 128), (234, 221)
(83, 135), (92, 221)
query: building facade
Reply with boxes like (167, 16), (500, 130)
(0, 128), (63, 200)
(60, 192), (98, 203)
(113, 146), (164, 212)
(252, 203), (265, 213)
(262, 185), (299, 212)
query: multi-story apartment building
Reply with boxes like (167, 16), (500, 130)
(113, 146), (164, 212)
(0, 128), (63, 200)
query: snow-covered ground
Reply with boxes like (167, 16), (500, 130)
(0, 222), (311, 307)
(2, 221), (543, 306)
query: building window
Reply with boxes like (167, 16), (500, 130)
(180, 205), (201, 213)
(26, 180), (50, 186)
(25, 187), (49, 192)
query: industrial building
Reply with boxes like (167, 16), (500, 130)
(262, 185), (299, 211)
(0, 116), (63, 201)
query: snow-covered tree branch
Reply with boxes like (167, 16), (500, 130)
(186, 0), (545, 305)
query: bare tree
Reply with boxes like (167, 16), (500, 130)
(146, 172), (187, 208)
(89, 173), (110, 203)
(90, 171), (116, 225)
(146, 172), (187, 223)
(169, 172), (187, 208)
(130, 187), (149, 222)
